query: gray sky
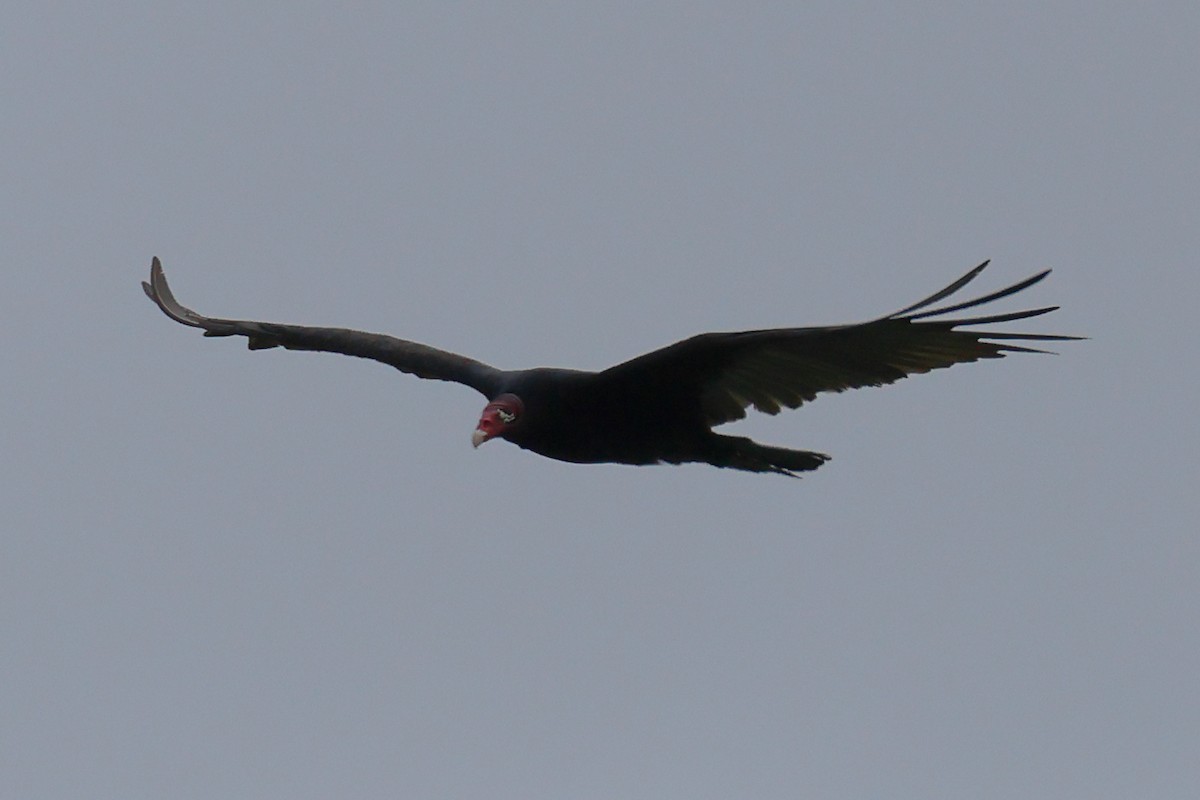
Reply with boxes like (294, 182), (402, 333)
(4, 3), (1197, 798)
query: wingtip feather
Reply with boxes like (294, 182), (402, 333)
(142, 255), (207, 328)
(887, 259), (991, 319)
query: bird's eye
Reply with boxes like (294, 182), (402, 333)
(497, 409), (517, 424)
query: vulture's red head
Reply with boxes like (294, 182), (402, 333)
(472, 393), (524, 448)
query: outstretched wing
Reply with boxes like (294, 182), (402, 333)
(142, 257), (503, 397)
(598, 261), (1082, 427)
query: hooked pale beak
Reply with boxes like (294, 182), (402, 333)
(472, 394), (522, 450)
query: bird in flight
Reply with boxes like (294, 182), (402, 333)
(143, 258), (1078, 476)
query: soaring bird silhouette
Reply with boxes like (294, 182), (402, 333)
(143, 258), (1078, 476)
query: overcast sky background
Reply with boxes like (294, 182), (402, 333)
(3, 3), (1197, 798)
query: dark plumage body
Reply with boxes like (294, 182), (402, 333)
(143, 258), (1079, 476)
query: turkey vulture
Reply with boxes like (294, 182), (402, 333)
(143, 258), (1078, 476)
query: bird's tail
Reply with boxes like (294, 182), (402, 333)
(708, 435), (830, 478)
